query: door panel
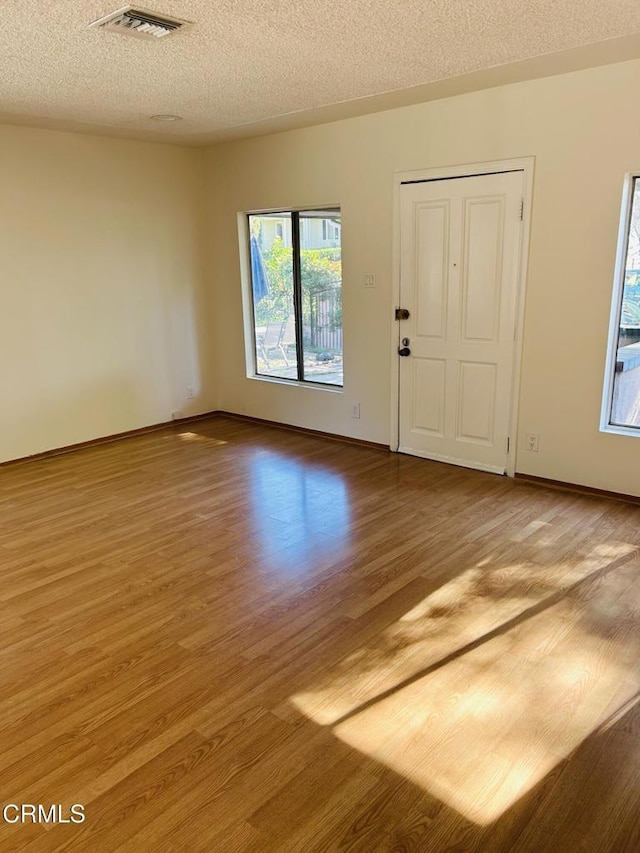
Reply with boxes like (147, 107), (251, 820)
(416, 203), (449, 340)
(456, 361), (496, 444)
(413, 358), (446, 435)
(398, 171), (523, 474)
(461, 198), (504, 343)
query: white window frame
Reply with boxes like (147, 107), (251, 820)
(601, 173), (640, 436)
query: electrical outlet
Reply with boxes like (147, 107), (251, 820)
(362, 273), (375, 288)
(351, 402), (361, 419)
(526, 432), (539, 452)
(186, 385), (195, 399)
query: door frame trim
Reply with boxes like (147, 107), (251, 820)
(389, 157), (535, 477)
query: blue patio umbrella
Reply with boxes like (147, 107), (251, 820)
(250, 235), (270, 304)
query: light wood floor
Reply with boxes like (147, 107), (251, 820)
(1, 415), (640, 852)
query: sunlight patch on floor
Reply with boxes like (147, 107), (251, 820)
(290, 541), (640, 824)
(178, 432), (227, 445)
(330, 614), (639, 824)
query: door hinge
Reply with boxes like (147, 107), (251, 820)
(507, 436), (511, 453)
(395, 307), (410, 320)
(519, 199), (524, 221)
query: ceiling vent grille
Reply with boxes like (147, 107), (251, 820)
(89, 6), (191, 40)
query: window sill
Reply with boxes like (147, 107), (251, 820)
(600, 423), (640, 438)
(247, 374), (343, 393)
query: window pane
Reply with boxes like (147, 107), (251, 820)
(249, 213), (298, 380)
(299, 210), (343, 386)
(611, 179), (640, 427)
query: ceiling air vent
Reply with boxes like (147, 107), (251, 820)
(89, 6), (191, 40)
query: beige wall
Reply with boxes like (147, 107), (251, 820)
(0, 125), (214, 463)
(205, 58), (640, 496)
(3, 59), (640, 495)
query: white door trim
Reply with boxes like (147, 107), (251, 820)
(389, 157), (535, 477)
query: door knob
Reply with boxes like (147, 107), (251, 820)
(398, 346), (411, 357)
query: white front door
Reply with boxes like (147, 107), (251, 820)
(398, 170), (524, 474)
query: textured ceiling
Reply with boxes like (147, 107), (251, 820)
(2, 0), (640, 144)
